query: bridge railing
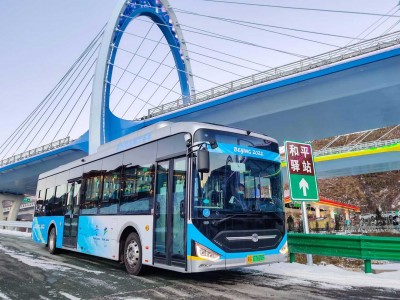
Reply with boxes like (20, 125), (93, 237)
(0, 137), (71, 168)
(313, 138), (400, 157)
(2, 202), (35, 213)
(0, 221), (32, 233)
(146, 30), (400, 119)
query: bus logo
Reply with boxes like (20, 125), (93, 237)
(251, 234), (259, 242)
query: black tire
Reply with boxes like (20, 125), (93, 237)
(123, 232), (142, 275)
(48, 227), (57, 254)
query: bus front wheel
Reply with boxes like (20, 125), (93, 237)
(124, 232), (143, 275)
(48, 227), (57, 254)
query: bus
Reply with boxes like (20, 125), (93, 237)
(32, 121), (287, 275)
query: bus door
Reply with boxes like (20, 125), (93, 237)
(154, 157), (186, 268)
(63, 180), (81, 248)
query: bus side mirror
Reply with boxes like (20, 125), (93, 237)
(197, 149), (210, 173)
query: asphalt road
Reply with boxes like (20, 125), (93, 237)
(0, 233), (398, 300)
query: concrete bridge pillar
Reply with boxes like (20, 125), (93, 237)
(8, 197), (23, 221)
(0, 194), (23, 221)
(0, 199), (4, 222)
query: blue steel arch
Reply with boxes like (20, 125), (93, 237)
(90, 0), (194, 153)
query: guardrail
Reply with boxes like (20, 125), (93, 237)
(2, 202), (35, 213)
(0, 137), (71, 168)
(313, 138), (400, 157)
(288, 233), (400, 273)
(145, 30), (400, 119)
(0, 221), (32, 233)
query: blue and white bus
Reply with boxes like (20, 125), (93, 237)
(32, 122), (287, 275)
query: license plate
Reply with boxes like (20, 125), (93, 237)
(246, 254), (265, 264)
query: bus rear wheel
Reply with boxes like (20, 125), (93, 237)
(124, 232), (143, 275)
(48, 227), (57, 254)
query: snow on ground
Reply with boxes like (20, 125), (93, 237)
(0, 244), (71, 272)
(0, 291), (12, 300)
(0, 229), (31, 238)
(250, 262), (400, 290)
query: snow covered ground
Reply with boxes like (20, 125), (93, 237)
(250, 261), (400, 290)
(0, 229), (31, 238)
(1, 229), (399, 294)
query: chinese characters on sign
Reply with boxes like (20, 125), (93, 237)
(287, 143), (314, 175)
(285, 141), (319, 202)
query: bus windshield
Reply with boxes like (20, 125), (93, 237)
(192, 129), (283, 219)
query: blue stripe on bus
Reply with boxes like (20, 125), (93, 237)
(187, 223), (287, 259)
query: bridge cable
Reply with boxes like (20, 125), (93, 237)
(120, 44), (192, 119)
(106, 81), (158, 108)
(67, 93), (93, 138)
(112, 45), (221, 85)
(382, 13), (400, 35)
(111, 28), (165, 115)
(173, 8), (365, 41)
(120, 13), (310, 60)
(0, 28), (102, 156)
(201, 0), (400, 18)
(116, 28), (252, 77)
(134, 67), (178, 119)
(116, 27), (266, 72)
(0, 28), (104, 159)
(109, 62), (181, 96)
(38, 59), (98, 146)
(121, 18), (271, 69)
(172, 8), (358, 49)
(8, 30), (102, 155)
(22, 43), (100, 153)
(51, 75), (95, 142)
(345, 6), (400, 46)
(109, 23), (155, 98)
(118, 50), (178, 118)
(116, 48), (171, 117)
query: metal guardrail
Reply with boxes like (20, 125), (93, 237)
(288, 233), (400, 273)
(2, 202), (35, 213)
(145, 30), (400, 119)
(0, 137), (71, 168)
(314, 138), (400, 157)
(280, 138), (400, 162)
(0, 221), (32, 233)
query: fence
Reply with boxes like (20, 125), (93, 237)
(0, 137), (70, 168)
(288, 233), (400, 273)
(0, 221), (32, 233)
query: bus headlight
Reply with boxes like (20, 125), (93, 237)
(280, 241), (288, 255)
(195, 242), (221, 261)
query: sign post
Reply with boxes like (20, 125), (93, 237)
(285, 141), (319, 266)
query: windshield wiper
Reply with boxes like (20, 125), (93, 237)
(213, 212), (263, 225)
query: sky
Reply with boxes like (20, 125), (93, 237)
(0, 0), (399, 155)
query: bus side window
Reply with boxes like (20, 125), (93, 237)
(100, 168), (122, 215)
(44, 187), (55, 216)
(54, 184), (67, 216)
(81, 175), (102, 215)
(120, 164), (154, 214)
(35, 190), (44, 217)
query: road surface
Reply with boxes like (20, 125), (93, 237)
(0, 233), (398, 299)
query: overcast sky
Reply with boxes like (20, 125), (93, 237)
(0, 0), (399, 154)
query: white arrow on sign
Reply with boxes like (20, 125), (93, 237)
(299, 178), (309, 197)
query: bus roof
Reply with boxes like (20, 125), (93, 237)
(39, 121), (277, 180)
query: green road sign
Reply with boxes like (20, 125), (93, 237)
(285, 141), (319, 202)
(22, 197), (31, 203)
